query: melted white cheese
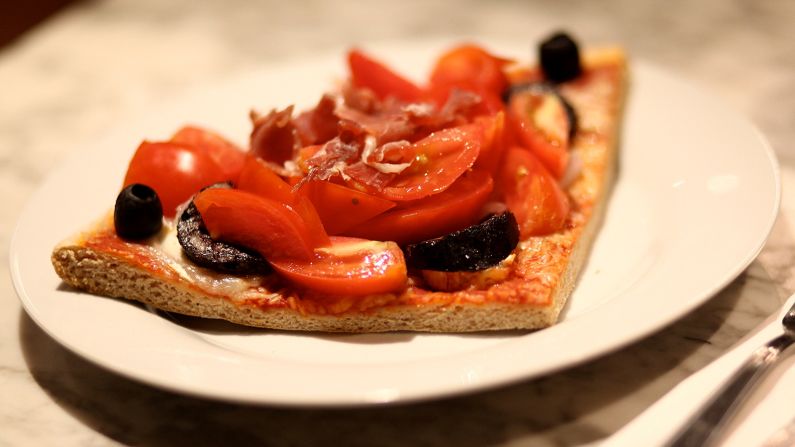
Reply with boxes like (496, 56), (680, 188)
(150, 222), (266, 301)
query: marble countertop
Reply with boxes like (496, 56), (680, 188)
(2, 0), (794, 445)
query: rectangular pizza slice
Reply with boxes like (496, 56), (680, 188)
(52, 35), (628, 332)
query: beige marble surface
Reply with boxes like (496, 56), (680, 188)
(2, 0), (794, 445)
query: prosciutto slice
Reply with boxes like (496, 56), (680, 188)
(250, 106), (300, 165)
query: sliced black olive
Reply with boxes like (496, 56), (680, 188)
(404, 212), (520, 272)
(114, 184), (163, 240)
(503, 82), (578, 140)
(560, 93), (578, 141)
(177, 184), (271, 275)
(539, 31), (582, 83)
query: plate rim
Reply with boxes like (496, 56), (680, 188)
(9, 45), (781, 406)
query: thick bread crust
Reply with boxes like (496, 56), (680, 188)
(52, 245), (562, 332)
(51, 48), (627, 333)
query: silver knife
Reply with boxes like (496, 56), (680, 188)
(662, 297), (795, 447)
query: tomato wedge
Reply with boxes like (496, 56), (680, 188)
(508, 89), (570, 179)
(345, 169), (493, 245)
(373, 124), (481, 201)
(348, 49), (424, 103)
(297, 181), (396, 235)
(270, 237), (407, 296)
(123, 141), (227, 218)
(500, 147), (570, 237)
(427, 44), (510, 107)
(236, 156), (294, 202)
(193, 188), (318, 261)
(473, 111), (507, 175)
(236, 157), (329, 247)
(170, 126), (246, 183)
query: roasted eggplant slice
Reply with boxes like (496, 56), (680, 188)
(177, 184), (271, 274)
(404, 212), (520, 272)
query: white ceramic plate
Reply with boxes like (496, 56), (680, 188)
(10, 41), (780, 406)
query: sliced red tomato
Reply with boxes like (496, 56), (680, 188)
(427, 44), (510, 106)
(237, 156), (296, 203)
(348, 49), (424, 103)
(508, 89), (570, 179)
(236, 157), (329, 247)
(297, 181), (396, 235)
(473, 111), (507, 175)
(193, 188), (318, 261)
(345, 169), (493, 245)
(270, 237), (407, 296)
(170, 126), (246, 182)
(368, 124), (481, 201)
(123, 141), (227, 218)
(500, 147), (570, 238)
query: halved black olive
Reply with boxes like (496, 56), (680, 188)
(176, 184), (271, 274)
(114, 184), (163, 240)
(539, 32), (582, 82)
(404, 212), (520, 272)
(503, 82), (578, 141)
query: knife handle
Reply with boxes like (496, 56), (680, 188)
(664, 333), (795, 447)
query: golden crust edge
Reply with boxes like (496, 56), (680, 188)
(544, 46), (628, 324)
(52, 245), (563, 332)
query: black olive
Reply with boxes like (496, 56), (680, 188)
(539, 32), (582, 83)
(114, 184), (163, 240)
(503, 83), (578, 140)
(176, 184), (271, 275)
(404, 212), (520, 272)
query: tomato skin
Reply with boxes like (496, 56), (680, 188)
(193, 188), (318, 261)
(508, 90), (570, 179)
(123, 141), (227, 218)
(298, 181), (396, 235)
(236, 156), (294, 202)
(170, 126), (246, 183)
(374, 124), (481, 202)
(236, 157), (329, 247)
(345, 169), (493, 245)
(473, 111), (507, 175)
(348, 49), (424, 103)
(270, 237), (407, 296)
(500, 147), (570, 237)
(428, 44), (510, 108)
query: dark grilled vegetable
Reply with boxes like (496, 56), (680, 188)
(503, 82), (578, 140)
(114, 184), (163, 240)
(539, 32), (582, 82)
(177, 184), (271, 274)
(404, 212), (520, 272)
